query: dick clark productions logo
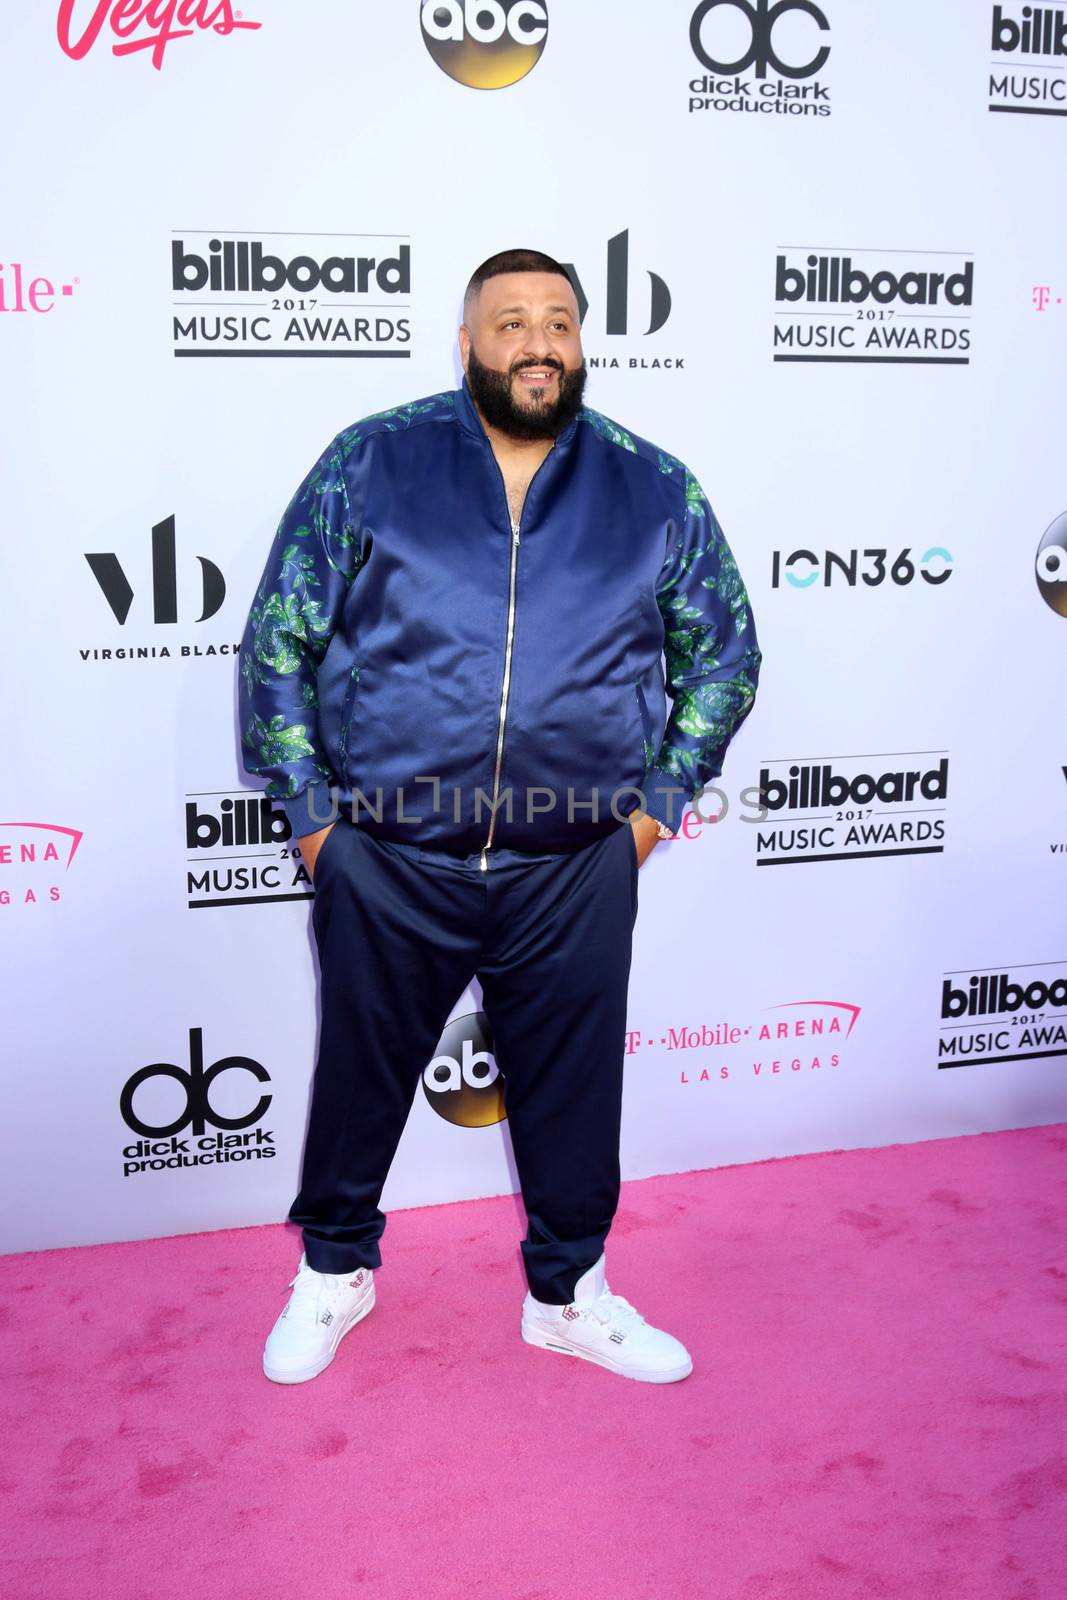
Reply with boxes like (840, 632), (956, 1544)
(420, 0), (548, 87)
(120, 1027), (276, 1177)
(688, 0), (832, 116)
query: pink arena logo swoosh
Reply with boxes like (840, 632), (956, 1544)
(56, 1), (261, 72)
(0, 823), (84, 870)
(766, 1000), (861, 1038)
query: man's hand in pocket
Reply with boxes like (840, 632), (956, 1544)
(301, 822), (337, 882)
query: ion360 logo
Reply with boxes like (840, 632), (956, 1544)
(420, 0), (548, 88)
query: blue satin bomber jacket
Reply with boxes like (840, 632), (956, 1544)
(237, 379), (761, 858)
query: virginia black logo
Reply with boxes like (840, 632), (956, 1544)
(562, 230), (671, 336)
(563, 231), (684, 373)
(81, 518), (236, 664)
(1051, 766), (1067, 856)
(1036, 511), (1067, 617)
(690, 0), (830, 78)
(120, 1026), (271, 1138)
(85, 516), (224, 625)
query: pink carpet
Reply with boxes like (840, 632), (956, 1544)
(3, 1126), (1066, 1600)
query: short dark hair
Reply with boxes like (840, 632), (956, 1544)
(464, 248), (575, 315)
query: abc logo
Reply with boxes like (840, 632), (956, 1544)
(1036, 511), (1067, 618)
(120, 1027), (271, 1138)
(690, 0), (830, 80)
(420, 0), (548, 89)
(421, 1013), (506, 1127)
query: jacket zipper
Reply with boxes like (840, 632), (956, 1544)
(479, 448), (552, 872)
(480, 512), (521, 872)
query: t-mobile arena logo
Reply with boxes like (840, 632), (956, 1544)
(0, 823), (84, 910)
(56, 1), (261, 71)
(0, 262), (79, 313)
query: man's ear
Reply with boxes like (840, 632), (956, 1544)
(458, 323), (472, 372)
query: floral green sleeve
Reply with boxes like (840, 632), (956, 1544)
(238, 436), (363, 837)
(641, 470), (761, 833)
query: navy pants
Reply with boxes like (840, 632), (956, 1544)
(289, 816), (639, 1304)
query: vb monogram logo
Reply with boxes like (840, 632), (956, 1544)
(85, 516), (225, 624)
(562, 231), (671, 337)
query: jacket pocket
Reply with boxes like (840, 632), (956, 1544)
(337, 662), (362, 776)
(633, 679), (654, 770)
(310, 815), (346, 883)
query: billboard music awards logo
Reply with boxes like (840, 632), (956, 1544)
(688, 0), (832, 116)
(625, 999), (861, 1085)
(185, 789), (314, 909)
(120, 1027), (276, 1177)
(421, 1013), (507, 1126)
(936, 963), (1067, 1069)
(988, 5), (1067, 115)
(754, 753), (949, 865)
(170, 232), (412, 357)
(562, 231), (686, 373)
(772, 248), (975, 363)
(420, 1), (548, 88)
(0, 823), (84, 909)
(56, 0), (261, 71)
(81, 516), (238, 662)
(1035, 510), (1067, 616)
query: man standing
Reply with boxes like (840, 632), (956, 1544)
(238, 248), (760, 1386)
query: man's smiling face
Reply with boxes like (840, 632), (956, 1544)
(459, 270), (587, 441)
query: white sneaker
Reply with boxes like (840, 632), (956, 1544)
(262, 1253), (375, 1384)
(521, 1255), (693, 1384)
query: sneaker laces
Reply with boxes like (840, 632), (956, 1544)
(580, 1291), (647, 1334)
(284, 1262), (351, 1315)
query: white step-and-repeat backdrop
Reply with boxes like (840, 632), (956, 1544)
(3, 1), (1065, 1252)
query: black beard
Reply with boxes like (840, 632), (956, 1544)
(466, 347), (587, 441)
